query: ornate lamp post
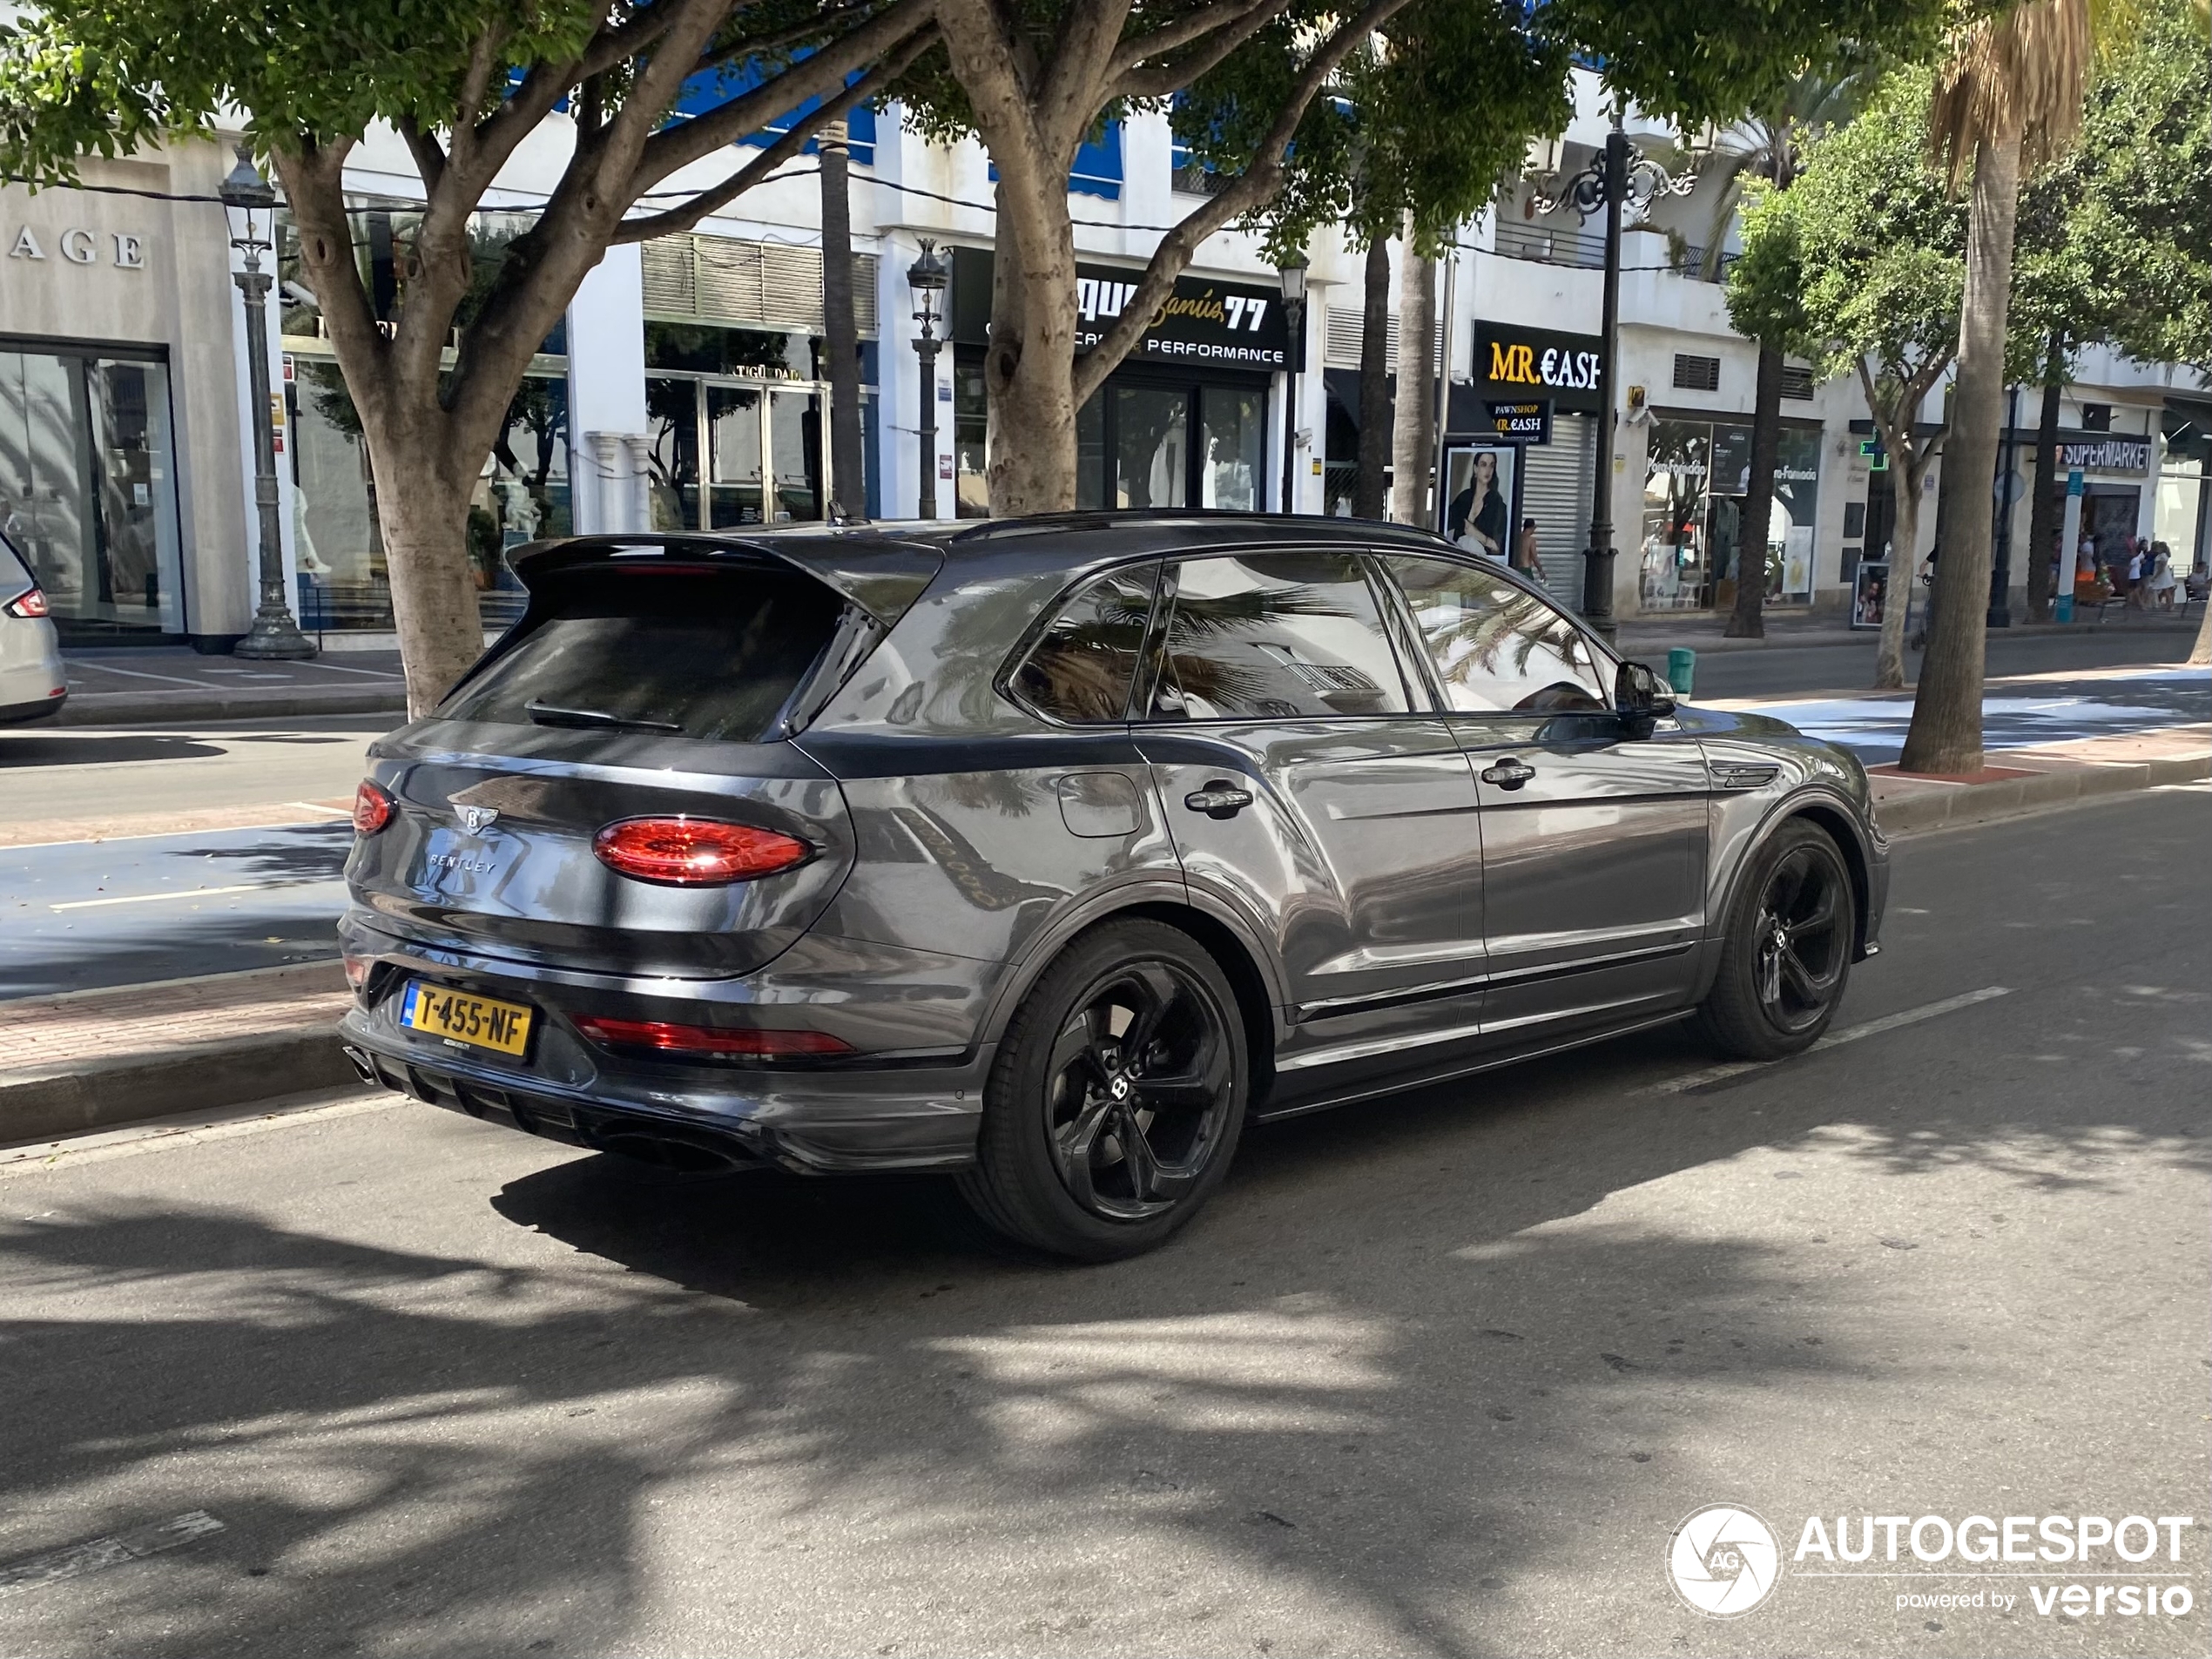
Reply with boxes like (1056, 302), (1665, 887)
(221, 144), (314, 659)
(906, 239), (949, 519)
(1276, 253), (1309, 513)
(1532, 113), (1700, 643)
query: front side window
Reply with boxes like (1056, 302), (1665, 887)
(1009, 563), (1158, 723)
(1378, 555), (1609, 715)
(1151, 552), (1411, 720)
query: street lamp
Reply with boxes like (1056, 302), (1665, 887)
(1276, 253), (1309, 513)
(1531, 111), (1700, 644)
(220, 143), (314, 660)
(906, 239), (949, 519)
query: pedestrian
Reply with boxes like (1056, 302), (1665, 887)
(1513, 516), (1541, 576)
(1910, 541), (1939, 651)
(2123, 536), (2147, 609)
(2146, 542), (2177, 610)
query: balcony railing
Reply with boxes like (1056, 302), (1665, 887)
(1493, 220), (1607, 270)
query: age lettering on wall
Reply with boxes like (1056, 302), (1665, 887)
(7, 226), (149, 268)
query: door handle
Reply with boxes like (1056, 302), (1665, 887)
(1480, 757), (1535, 790)
(1184, 781), (1254, 819)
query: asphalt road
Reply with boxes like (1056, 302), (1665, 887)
(0, 785), (2203, 1657)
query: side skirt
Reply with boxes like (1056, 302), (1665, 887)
(1250, 1007), (1698, 1122)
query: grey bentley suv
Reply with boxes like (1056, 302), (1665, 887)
(340, 514), (1886, 1259)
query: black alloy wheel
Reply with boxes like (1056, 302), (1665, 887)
(1752, 841), (1850, 1034)
(1699, 819), (1857, 1061)
(961, 920), (1248, 1260)
(1042, 961), (1235, 1221)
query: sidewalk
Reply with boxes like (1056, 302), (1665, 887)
(56, 648), (407, 725)
(0, 961), (361, 1145)
(4, 716), (2204, 1149)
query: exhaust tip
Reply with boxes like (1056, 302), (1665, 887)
(595, 1130), (753, 1177)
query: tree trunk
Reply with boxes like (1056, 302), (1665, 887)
(1727, 341), (1784, 637)
(370, 442), (485, 719)
(983, 185), (1082, 515)
(2189, 592), (2212, 667)
(2023, 336), (2063, 623)
(819, 119), (866, 517)
(1389, 234), (1435, 526)
(1899, 132), (2022, 776)
(1354, 237), (1393, 520)
(1874, 451), (1921, 689)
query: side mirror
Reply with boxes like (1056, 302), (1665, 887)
(1615, 659), (1676, 736)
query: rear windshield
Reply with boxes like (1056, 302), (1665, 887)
(0, 530), (32, 597)
(440, 565), (845, 742)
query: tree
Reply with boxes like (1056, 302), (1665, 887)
(1389, 235), (1435, 523)
(899, 0), (1944, 516)
(1354, 237), (1393, 519)
(1710, 68), (1870, 638)
(1730, 69), (1965, 688)
(1898, 0), (2088, 777)
(0, 0), (940, 712)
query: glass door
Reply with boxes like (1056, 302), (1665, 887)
(707, 384), (764, 526)
(646, 378), (700, 531)
(766, 388), (822, 522)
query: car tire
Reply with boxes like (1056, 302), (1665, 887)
(1698, 818), (1857, 1061)
(957, 920), (1248, 1261)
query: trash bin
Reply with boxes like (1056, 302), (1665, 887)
(1666, 647), (1696, 698)
(2054, 593), (2074, 623)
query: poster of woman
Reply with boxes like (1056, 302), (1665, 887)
(1442, 445), (1515, 559)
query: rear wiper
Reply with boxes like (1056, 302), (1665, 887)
(524, 700), (682, 734)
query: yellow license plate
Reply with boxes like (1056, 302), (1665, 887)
(398, 981), (533, 1055)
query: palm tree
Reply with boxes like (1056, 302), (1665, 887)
(1897, 0), (2091, 775)
(1696, 71), (1869, 640)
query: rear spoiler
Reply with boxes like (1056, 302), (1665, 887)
(509, 531), (943, 629)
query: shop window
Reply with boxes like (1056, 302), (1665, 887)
(0, 347), (185, 636)
(954, 349), (989, 518)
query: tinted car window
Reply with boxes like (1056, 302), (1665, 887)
(0, 529), (32, 598)
(440, 564), (844, 741)
(1009, 563), (1157, 723)
(1151, 552), (1411, 720)
(1379, 555), (1609, 714)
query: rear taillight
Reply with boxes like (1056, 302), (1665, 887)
(571, 1015), (853, 1058)
(3, 587), (48, 618)
(592, 817), (811, 886)
(341, 954), (371, 994)
(353, 779), (395, 835)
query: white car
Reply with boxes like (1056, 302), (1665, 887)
(0, 530), (67, 725)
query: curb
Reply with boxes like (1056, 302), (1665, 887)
(1875, 750), (2210, 836)
(54, 687), (408, 727)
(0, 1026), (361, 1147)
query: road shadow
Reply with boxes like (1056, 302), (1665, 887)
(0, 732), (227, 768)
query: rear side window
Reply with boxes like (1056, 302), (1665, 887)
(1009, 563), (1158, 723)
(440, 565), (845, 741)
(1151, 552), (1411, 720)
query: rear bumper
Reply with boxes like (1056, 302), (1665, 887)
(0, 689), (65, 725)
(334, 913), (994, 1173)
(341, 1030), (987, 1172)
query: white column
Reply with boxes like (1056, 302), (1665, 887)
(566, 244), (650, 534)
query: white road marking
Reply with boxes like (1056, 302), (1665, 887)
(62, 661), (219, 689)
(0, 1512), (225, 1596)
(50, 878), (341, 911)
(1640, 986), (2014, 1096)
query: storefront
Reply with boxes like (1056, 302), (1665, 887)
(947, 247), (1293, 515)
(0, 146), (251, 644)
(1639, 413), (1822, 611)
